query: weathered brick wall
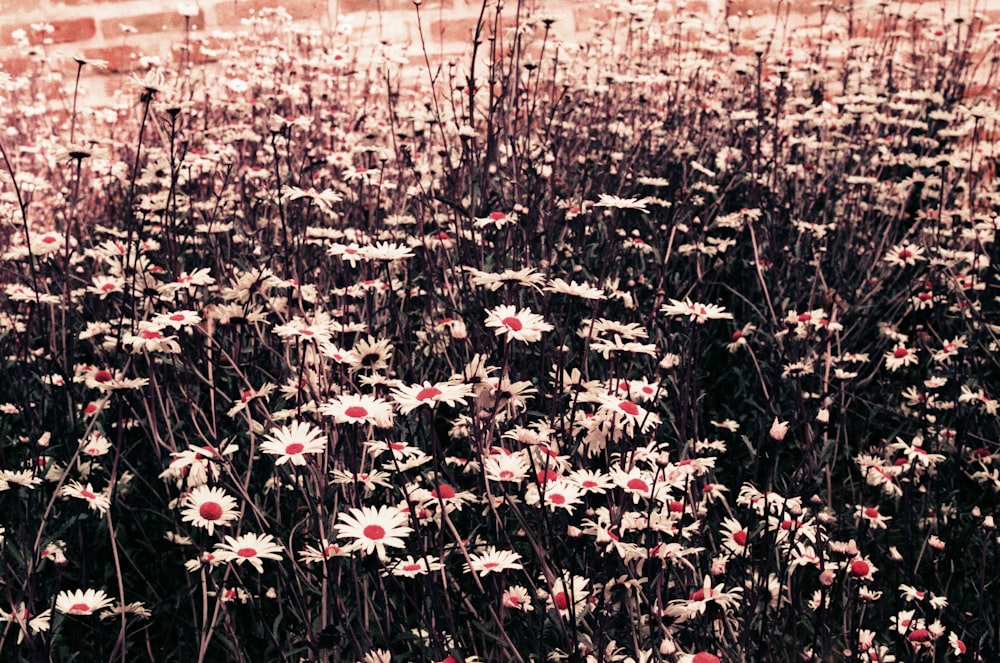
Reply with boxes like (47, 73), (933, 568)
(1, 0), (995, 97)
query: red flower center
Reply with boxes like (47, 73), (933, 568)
(850, 560), (870, 577)
(489, 211), (506, 220)
(692, 654), (721, 663)
(403, 563), (421, 572)
(626, 477), (649, 492)
(363, 524), (386, 540)
(169, 313), (185, 321)
(237, 547), (258, 558)
(433, 484), (456, 499)
(69, 603), (90, 612)
(618, 400), (639, 416)
(416, 387), (442, 401)
(199, 501), (223, 520)
(285, 443), (304, 455)
(141, 329), (163, 340)
(553, 591), (569, 610)
(502, 316), (523, 331)
(94, 370), (113, 382)
(344, 406), (368, 418)
(907, 629), (931, 643)
(733, 530), (748, 546)
(548, 492), (566, 504)
(80, 489), (97, 500)
(537, 470), (558, 484)
(893, 347), (909, 358)
(864, 507), (879, 519)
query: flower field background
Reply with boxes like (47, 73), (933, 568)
(1, 1), (999, 661)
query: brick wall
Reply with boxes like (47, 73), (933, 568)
(0, 0), (995, 103)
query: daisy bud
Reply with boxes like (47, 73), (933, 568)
(711, 556), (728, 575)
(983, 515), (995, 529)
(889, 546), (904, 561)
(816, 408), (830, 424)
(265, 587), (277, 599)
(659, 638), (676, 655)
(37, 432), (51, 448)
(819, 568), (835, 586)
(567, 525), (582, 538)
(769, 417), (790, 441)
(449, 320), (468, 339)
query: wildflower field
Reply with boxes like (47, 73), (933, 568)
(1, 1), (999, 661)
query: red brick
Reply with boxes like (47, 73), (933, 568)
(103, 10), (206, 36)
(0, 54), (41, 77)
(727, 0), (786, 15)
(83, 45), (148, 73)
(173, 36), (227, 65)
(212, 0), (326, 24)
(0, 17), (97, 46)
(339, 0), (452, 12)
(427, 16), (492, 46)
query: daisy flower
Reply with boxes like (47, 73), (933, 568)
(501, 585), (534, 611)
(334, 505), (413, 559)
(719, 517), (750, 555)
(55, 589), (115, 616)
(949, 632), (967, 655)
(592, 393), (660, 433)
(884, 242), (926, 266)
(545, 575), (591, 619)
(152, 309), (202, 329)
(594, 193), (648, 211)
(0, 603), (51, 643)
(664, 576), (743, 622)
(848, 555), (878, 581)
(79, 432), (111, 457)
(524, 480), (583, 513)
(321, 393), (395, 428)
(350, 336), (394, 373)
(465, 547), (523, 576)
(0, 470), (42, 492)
(123, 322), (181, 354)
(567, 468), (613, 494)
(884, 344), (919, 371)
(482, 451), (531, 484)
(213, 533), (284, 573)
(272, 317), (333, 343)
(544, 278), (607, 300)
(88, 275), (124, 298)
(660, 298), (733, 323)
(62, 481), (111, 514)
(609, 466), (661, 503)
(387, 554), (442, 578)
(856, 505), (892, 529)
(260, 420), (327, 465)
(99, 601), (151, 621)
(180, 485), (240, 535)
(390, 381), (474, 414)
(410, 483), (478, 513)
(298, 539), (356, 564)
(484, 305), (553, 343)
(358, 241), (414, 262)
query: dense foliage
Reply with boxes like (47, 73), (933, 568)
(1, 2), (999, 661)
